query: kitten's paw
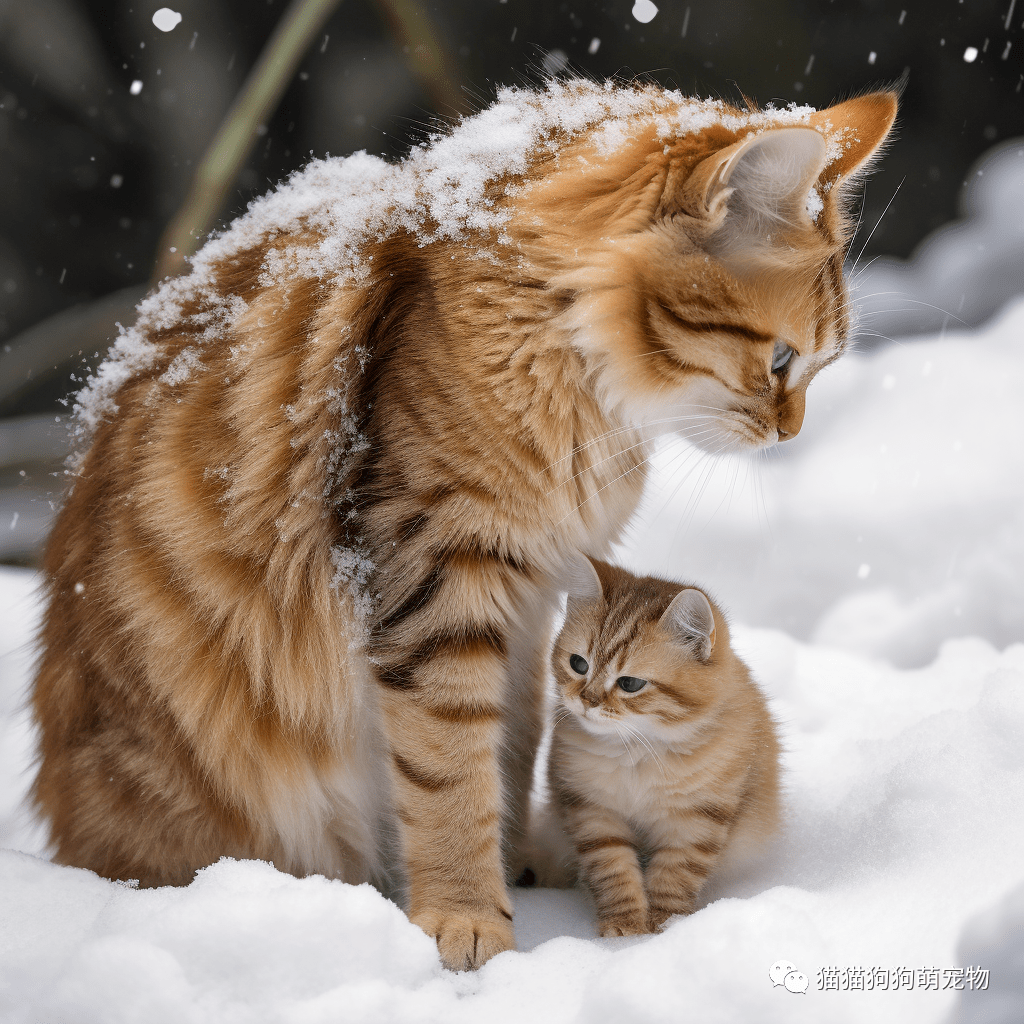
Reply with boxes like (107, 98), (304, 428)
(598, 912), (649, 937)
(412, 909), (515, 971)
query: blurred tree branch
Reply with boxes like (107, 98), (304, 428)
(374, 0), (465, 116)
(153, 0), (343, 281)
(153, 0), (462, 282)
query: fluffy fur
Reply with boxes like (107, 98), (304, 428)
(31, 81), (896, 970)
(547, 557), (780, 935)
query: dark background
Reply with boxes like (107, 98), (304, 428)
(0, 0), (1021, 561)
(2, 0), (1022, 406)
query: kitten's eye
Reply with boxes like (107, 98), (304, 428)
(569, 654), (589, 675)
(771, 341), (795, 374)
(616, 676), (648, 693)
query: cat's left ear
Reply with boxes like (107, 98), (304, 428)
(695, 127), (828, 229)
(683, 128), (829, 255)
(808, 91), (899, 184)
(564, 553), (603, 604)
(660, 589), (716, 662)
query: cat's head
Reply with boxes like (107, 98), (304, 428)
(551, 554), (736, 745)
(519, 88), (899, 451)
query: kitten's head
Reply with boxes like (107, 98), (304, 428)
(551, 555), (737, 745)
(521, 88), (899, 450)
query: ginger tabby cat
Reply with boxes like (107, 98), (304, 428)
(549, 556), (780, 936)
(32, 81), (896, 970)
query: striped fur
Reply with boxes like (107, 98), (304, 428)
(548, 559), (781, 935)
(31, 83), (894, 970)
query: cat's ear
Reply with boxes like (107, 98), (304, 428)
(692, 128), (829, 251)
(660, 588), (716, 662)
(564, 553), (603, 604)
(808, 91), (899, 184)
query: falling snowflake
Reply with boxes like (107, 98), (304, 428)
(152, 8), (182, 32)
(632, 0), (658, 24)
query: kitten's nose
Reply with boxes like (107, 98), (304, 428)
(581, 691), (601, 708)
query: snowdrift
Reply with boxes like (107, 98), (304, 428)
(3, 301), (1024, 1023)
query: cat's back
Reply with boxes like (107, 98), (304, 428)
(30, 155), (408, 886)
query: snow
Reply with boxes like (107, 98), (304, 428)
(805, 184), (823, 222)
(632, 1), (659, 25)
(3, 291), (1024, 1018)
(151, 8), (182, 33)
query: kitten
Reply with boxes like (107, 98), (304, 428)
(548, 557), (780, 936)
(31, 81), (895, 970)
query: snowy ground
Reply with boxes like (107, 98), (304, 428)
(2, 301), (1024, 1023)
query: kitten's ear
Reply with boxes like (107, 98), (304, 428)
(808, 91), (899, 183)
(693, 128), (829, 250)
(564, 553), (603, 603)
(660, 589), (716, 662)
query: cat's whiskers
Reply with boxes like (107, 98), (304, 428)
(647, 436), (716, 528)
(847, 177), (906, 280)
(845, 252), (885, 285)
(553, 415), (737, 526)
(617, 716), (660, 765)
(751, 445), (775, 545)
(548, 416), (719, 476)
(678, 449), (724, 535)
(647, 439), (725, 544)
(544, 409), (731, 473)
(847, 293), (968, 328)
(660, 432), (738, 543)
(548, 421), (724, 499)
(611, 721), (639, 768)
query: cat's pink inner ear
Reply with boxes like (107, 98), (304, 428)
(564, 553), (603, 602)
(660, 588), (716, 662)
(809, 91), (899, 183)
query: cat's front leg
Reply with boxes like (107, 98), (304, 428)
(643, 808), (733, 930)
(551, 778), (648, 936)
(368, 536), (526, 972)
(375, 681), (514, 969)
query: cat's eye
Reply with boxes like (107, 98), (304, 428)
(569, 654), (589, 675)
(771, 341), (795, 374)
(616, 676), (648, 693)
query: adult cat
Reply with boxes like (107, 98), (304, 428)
(32, 81), (896, 970)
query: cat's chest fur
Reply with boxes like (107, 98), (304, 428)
(557, 718), (716, 823)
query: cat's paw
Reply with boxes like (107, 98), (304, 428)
(412, 909), (515, 971)
(598, 912), (649, 937)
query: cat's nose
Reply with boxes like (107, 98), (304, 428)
(581, 691), (601, 708)
(777, 389), (805, 440)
